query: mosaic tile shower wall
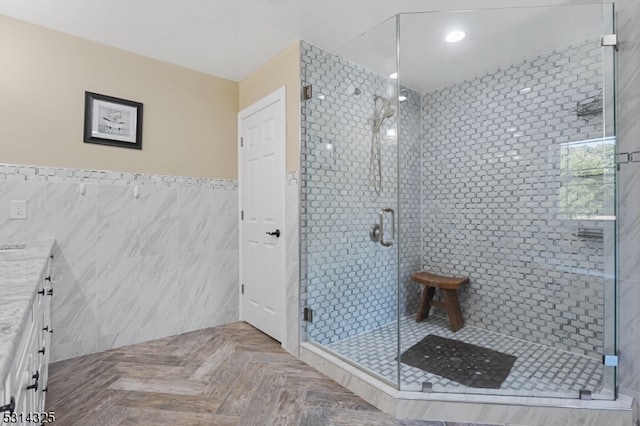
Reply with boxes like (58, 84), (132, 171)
(421, 39), (610, 358)
(301, 41), (423, 345)
(301, 38), (610, 359)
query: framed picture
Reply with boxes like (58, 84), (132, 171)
(84, 92), (143, 149)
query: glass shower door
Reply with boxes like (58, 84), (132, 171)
(301, 2), (617, 401)
(300, 16), (402, 387)
(397, 4), (617, 399)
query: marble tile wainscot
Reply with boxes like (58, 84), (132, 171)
(0, 164), (240, 362)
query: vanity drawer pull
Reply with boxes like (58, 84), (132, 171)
(27, 371), (39, 391)
(0, 396), (15, 413)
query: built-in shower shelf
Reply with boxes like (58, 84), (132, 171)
(576, 227), (604, 240)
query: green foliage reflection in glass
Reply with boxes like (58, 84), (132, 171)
(560, 137), (615, 219)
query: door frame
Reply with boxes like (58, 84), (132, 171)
(237, 86), (287, 343)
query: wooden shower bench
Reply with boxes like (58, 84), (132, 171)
(411, 271), (469, 332)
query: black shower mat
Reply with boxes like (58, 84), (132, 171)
(400, 334), (517, 389)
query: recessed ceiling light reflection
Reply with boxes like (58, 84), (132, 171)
(389, 72), (398, 80)
(445, 30), (466, 43)
(398, 94), (407, 102)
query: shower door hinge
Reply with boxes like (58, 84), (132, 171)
(241, 284), (244, 295)
(601, 34), (618, 50)
(241, 210), (244, 220)
(303, 307), (313, 322)
(617, 153), (630, 165)
(240, 137), (243, 147)
(303, 85), (313, 100)
(603, 354), (619, 367)
(579, 389), (592, 400)
(617, 152), (640, 169)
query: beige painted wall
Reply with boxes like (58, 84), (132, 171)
(239, 42), (300, 172)
(0, 16), (238, 179)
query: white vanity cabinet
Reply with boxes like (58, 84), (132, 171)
(2, 302), (39, 425)
(1, 246), (54, 425)
(37, 255), (54, 412)
(0, 386), (5, 422)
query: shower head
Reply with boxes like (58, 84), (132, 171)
(347, 85), (361, 96)
(382, 105), (395, 118)
(374, 95), (396, 119)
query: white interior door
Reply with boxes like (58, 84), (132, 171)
(238, 87), (286, 342)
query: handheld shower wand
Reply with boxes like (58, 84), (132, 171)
(370, 95), (396, 196)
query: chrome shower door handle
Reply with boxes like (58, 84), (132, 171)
(378, 208), (395, 247)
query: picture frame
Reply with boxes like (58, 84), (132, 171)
(84, 91), (143, 149)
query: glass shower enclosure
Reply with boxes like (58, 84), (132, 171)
(301, 4), (617, 399)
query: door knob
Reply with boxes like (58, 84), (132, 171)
(266, 229), (281, 238)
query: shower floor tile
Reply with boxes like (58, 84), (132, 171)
(325, 316), (605, 397)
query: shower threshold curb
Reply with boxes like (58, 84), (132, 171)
(300, 342), (635, 425)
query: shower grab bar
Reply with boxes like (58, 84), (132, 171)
(379, 208), (395, 247)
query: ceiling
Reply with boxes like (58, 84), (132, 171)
(0, 0), (605, 92)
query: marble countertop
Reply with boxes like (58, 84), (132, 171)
(0, 239), (54, 384)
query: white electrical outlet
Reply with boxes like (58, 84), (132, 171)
(10, 200), (27, 219)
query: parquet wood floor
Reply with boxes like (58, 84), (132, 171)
(46, 321), (484, 426)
